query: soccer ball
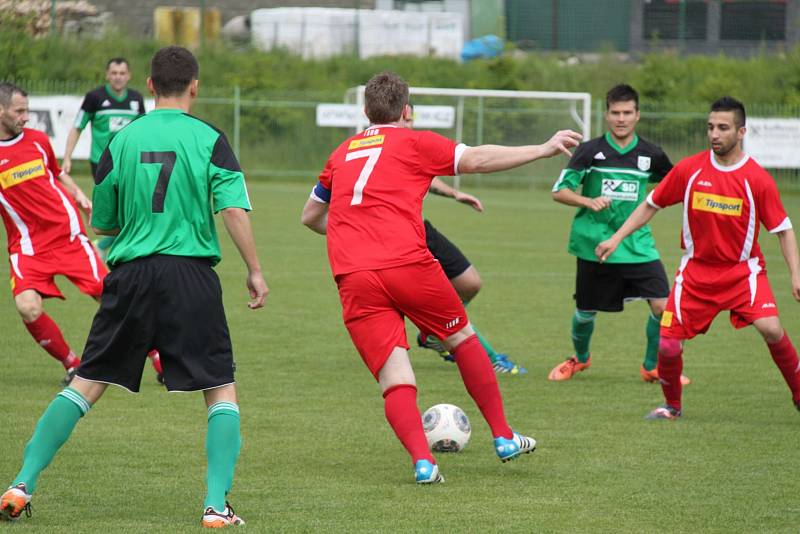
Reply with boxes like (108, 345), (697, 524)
(422, 404), (471, 452)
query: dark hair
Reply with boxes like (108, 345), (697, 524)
(106, 57), (129, 70)
(364, 71), (408, 124)
(710, 96), (746, 128)
(606, 84), (639, 110)
(0, 82), (27, 107)
(149, 46), (199, 97)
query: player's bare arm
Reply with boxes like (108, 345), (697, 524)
(595, 201), (659, 262)
(457, 129), (582, 174)
(92, 225), (120, 236)
(301, 197), (329, 234)
(221, 207), (268, 309)
(552, 187), (611, 212)
(61, 128), (82, 174)
(430, 177), (483, 212)
(57, 171), (92, 215)
(775, 228), (800, 301)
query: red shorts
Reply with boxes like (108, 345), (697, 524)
(660, 257), (779, 340)
(336, 259), (468, 379)
(9, 236), (107, 299)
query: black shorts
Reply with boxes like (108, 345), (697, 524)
(424, 220), (471, 279)
(77, 255), (235, 392)
(574, 258), (669, 312)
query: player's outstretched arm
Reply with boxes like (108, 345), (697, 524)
(301, 197), (329, 235)
(776, 228), (800, 301)
(220, 207), (268, 309)
(595, 201), (659, 262)
(61, 128), (82, 175)
(552, 187), (611, 212)
(457, 130), (583, 175)
(430, 177), (483, 212)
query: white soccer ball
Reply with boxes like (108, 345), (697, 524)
(422, 403), (471, 452)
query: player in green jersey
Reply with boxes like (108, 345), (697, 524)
(0, 46), (268, 528)
(62, 58), (146, 265)
(547, 84), (689, 384)
(62, 57), (145, 180)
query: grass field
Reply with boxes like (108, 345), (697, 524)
(1, 179), (798, 533)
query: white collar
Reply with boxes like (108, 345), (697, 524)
(709, 149), (749, 172)
(0, 131), (24, 147)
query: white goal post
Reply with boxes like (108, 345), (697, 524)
(344, 85), (591, 188)
(345, 85), (591, 138)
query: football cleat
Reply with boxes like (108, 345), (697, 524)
(645, 405), (682, 420)
(414, 459), (444, 484)
(795, 399), (799, 412)
(494, 432), (537, 462)
(201, 501), (245, 528)
(0, 483), (31, 521)
(492, 354), (527, 375)
(416, 333), (454, 362)
(61, 366), (78, 386)
(547, 355), (591, 381)
(639, 366), (691, 386)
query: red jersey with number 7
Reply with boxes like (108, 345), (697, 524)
(0, 128), (87, 257)
(647, 150), (791, 267)
(316, 125), (466, 277)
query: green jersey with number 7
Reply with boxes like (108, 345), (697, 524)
(91, 108), (251, 266)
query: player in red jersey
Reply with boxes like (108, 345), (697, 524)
(0, 82), (106, 384)
(302, 72), (582, 483)
(596, 97), (800, 419)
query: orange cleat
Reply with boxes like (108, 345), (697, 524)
(202, 502), (245, 528)
(548, 355), (591, 381)
(639, 366), (691, 386)
(0, 484), (31, 522)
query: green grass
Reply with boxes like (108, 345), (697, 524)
(1, 180), (798, 532)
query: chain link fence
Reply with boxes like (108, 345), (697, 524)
(19, 80), (800, 190)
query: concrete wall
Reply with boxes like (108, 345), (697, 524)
(91, 1), (376, 36)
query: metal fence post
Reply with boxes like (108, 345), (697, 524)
(476, 95), (484, 146)
(233, 85), (241, 158)
(50, 0), (57, 35)
(595, 99), (603, 138)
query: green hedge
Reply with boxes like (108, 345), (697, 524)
(3, 17), (800, 106)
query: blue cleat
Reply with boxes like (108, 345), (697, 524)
(414, 459), (444, 484)
(494, 432), (537, 463)
(417, 333), (454, 362)
(493, 354), (527, 375)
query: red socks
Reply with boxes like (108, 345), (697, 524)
(148, 350), (163, 374)
(24, 313), (78, 369)
(657, 337), (684, 411)
(383, 384), (434, 464)
(767, 333), (800, 403)
(452, 334), (513, 439)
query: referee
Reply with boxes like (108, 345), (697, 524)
(1, 46), (268, 528)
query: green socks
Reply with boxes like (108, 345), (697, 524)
(13, 388), (90, 493)
(643, 312), (662, 371)
(204, 402), (241, 512)
(571, 310), (596, 363)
